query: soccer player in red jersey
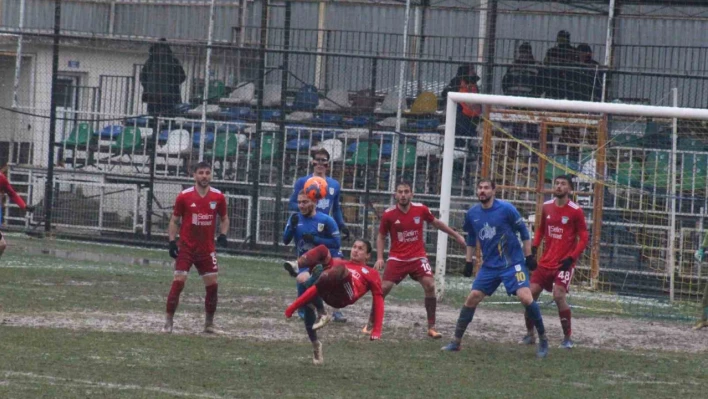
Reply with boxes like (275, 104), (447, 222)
(522, 175), (588, 349)
(0, 171), (35, 258)
(284, 239), (383, 364)
(163, 162), (229, 334)
(370, 181), (466, 339)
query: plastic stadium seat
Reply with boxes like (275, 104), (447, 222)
(315, 139), (344, 162)
(406, 92), (438, 115)
(206, 133), (246, 159)
(96, 124), (123, 139)
(157, 129), (191, 155)
(192, 131), (216, 147)
(110, 126), (143, 152)
(318, 88), (350, 111)
(415, 133), (444, 157)
(345, 142), (380, 166)
(64, 123), (94, 147)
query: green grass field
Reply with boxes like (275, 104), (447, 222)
(0, 233), (706, 398)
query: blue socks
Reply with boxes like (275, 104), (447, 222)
(525, 301), (546, 337)
(303, 306), (318, 342)
(454, 306), (476, 340)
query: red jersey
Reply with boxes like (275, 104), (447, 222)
(173, 186), (227, 254)
(0, 172), (26, 210)
(317, 259), (383, 308)
(533, 199), (589, 269)
(379, 202), (435, 261)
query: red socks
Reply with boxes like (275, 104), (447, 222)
(205, 283), (218, 315)
(559, 308), (572, 337)
(298, 245), (331, 269)
(166, 280), (185, 315)
(424, 297), (437, 328)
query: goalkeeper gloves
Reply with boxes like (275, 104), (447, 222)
(340, 226), (350, 241)
(289, 213), (299, 229)
(525, 254), (538, 271)
(463, 261), (474, 278)
(25, 205), (35, 213)
(169, 240), (179, 259)
(695, 248), (705, 262)
(559, 257), (574, 272)
(217, 234), (228, 248)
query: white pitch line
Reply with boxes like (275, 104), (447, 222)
(2, 371), (228, 399)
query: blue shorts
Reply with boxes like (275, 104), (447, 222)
(472, 263), (530, 296)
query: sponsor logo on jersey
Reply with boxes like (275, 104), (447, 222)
(548, 225), (564, 239)
(192, 213), (214, 226)
(397, 230), (420, 243)
(561, 216), (569, 224)
(479, 222), (496, 241)
(394, 219), (401, 224)
(547, 215), (551, 219)
(209, 201), (217, 210)
(317, 198), (331, 210)
(348, 268), (361, 280)
(317, 223), (325, 232)
(191, 203), (197, 207)
(413, 216), (420, 224)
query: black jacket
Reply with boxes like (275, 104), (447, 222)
(140, 43), (186, 108)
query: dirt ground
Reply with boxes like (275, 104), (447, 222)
(3, 296), (706, 353)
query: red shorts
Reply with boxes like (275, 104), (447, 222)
(175, 250), (219, 276)
(530, 266), (574, 293)
(383, 258), (433, 285)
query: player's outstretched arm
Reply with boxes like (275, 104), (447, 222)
(285, 285), (319, 318)
(283, 214), (299, 245)
(0, 174), (27, 210)
(431, 218), (466, 247)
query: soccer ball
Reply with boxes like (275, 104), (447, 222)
(305, 176), (327, 201)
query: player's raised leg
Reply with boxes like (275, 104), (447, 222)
(441, 289), (486, 351)
(285, 284), (324, 364)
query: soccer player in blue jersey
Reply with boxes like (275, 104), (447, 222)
(284, 190), (342, 330)
(288, 147), (349, 322)
(442, 178), (549, 358)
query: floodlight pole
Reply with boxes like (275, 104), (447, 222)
(44, 0), (62, 234)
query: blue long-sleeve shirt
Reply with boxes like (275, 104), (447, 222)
(283, 211), (343, 258)
(463, 199), (530, 269)
(289, 174), (346, 229)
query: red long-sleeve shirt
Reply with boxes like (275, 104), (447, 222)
(0, 172), (26, 210)
(286, 259), (385, 339)
(533, 199), (589, 269)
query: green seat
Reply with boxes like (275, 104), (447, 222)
(206, 133), (240, 159)
(612, 133), (643, 148)
(679, 153), (708, 190)
(678, 137), (707, 152)
(346, 142), (380, 166)
(384, 144), (416, 169)
(110, 126), (142, 152)
(208, 80), (226, 99)
(544, 156), (580, 182)
(641, 152), (670, 189)
(64, 123), (93, 147)
(614, 161), (642, 187)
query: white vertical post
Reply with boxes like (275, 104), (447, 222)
(601, 0), (616, 103)
(435, 96), (458, 300)
(390, 0), (412, 193)
(314, 2), (327, 89)
(669, 87), (678, 302)
(199, 0), (217, 162)
(476, 0), (488, 79)
(11, 0), (27, 165)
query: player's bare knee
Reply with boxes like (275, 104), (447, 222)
(517, 288), (534, 306)
(420, 277), (436, 296)
(173, 271), (188, 282)
(465, 290), (484, 307)
(202, 273), (218, 286)
(381, 281), (394, 297)
(296, 272), (310, 284)
(553, 288), (567, 305)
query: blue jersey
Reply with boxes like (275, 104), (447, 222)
(283, 211), (343, 258)
(463, 199), (530, 269)
(289, 174), (345, 229)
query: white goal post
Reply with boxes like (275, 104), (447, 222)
(435, 92), (708, 300)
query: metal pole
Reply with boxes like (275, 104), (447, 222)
(435, 96), (458, 300)
(601, 0), (616, 103)
(363, 57), (378, 239)
(390, 0), (412, 193)
(44, 0), (61, 234)
(669, 87), (678, 302)
(249, 0), (269, 249)
(199, 0), (217, 162)
(483, 0), (498, 95)
(10, 0), (27, 165)
(314, 1), (327, 89)
(416, 0), (429, 95)
(274, 0), (292, 247)
(476, 0), (488, 80)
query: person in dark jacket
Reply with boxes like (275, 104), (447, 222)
(140, 39), (186, 116)
(542, 30), (577, 99)
(442, 65), (481, 148)
(503, 42), (542, 98)
(572, 43), (602, 102)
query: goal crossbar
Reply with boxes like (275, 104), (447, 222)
(435, 92), (708, 300)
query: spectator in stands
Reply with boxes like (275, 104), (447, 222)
(502, 42), (542, 98)
(442, 65), (481, 148)
(502, 42), (541, 138)
(572, 43), (603, 102)
(140, 39), (186, 117)
(542, 30), (577, 99)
